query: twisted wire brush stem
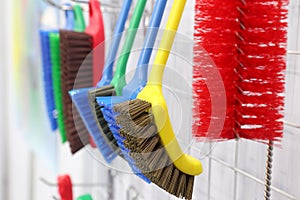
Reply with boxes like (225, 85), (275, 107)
(264, 140), (274, 200)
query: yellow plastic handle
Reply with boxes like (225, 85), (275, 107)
(138, 0), (203, 176)
(148, 0), (186, 85)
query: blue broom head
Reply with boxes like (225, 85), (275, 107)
(40, 30), (58, 131)
(95, 0), (167, 183)
(69, 88), (117, 163)
(96, 96), (151, 183)
(68, 0), (133, 163)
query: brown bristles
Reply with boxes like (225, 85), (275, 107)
(114, 99), (196, 199)
(60, 30), (93, 154)
(88, 96), (120, 153)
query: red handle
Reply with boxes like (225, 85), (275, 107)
(85, 0), (105, 86)
(58, 175), (73, 200)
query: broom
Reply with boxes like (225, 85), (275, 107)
(193, 0), (288, 141)
(71, 0), (146, 160)
(96, 0), (167, 181)
(69, 0), (132, 163)
(112, 0), (203, 199)
(50, 5), (84, 143)
(60, 0), (105, 154)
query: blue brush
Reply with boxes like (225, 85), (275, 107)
(69, 0), (132, 163)
(40, 4), (74, 131)
(96, 0), (167, 182)
(40, 30), (58, 131)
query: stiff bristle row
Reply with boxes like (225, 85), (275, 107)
(193, 0), (288, 142)
(88, 86), (121, 154)
(60, 30), (93, 153)
(114, 99), (195, 200)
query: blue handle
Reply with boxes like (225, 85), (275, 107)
(64, 3), (75, 30)
(136, 0), (167, 81)
(122, 0), (167, 98)
(97, 0), (133, 87)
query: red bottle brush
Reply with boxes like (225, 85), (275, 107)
(193, 0), (288, 142)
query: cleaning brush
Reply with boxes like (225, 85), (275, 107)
(40, 29), (59, 131)
(60, 0), (105, 154)
(96, 0), (167, 181)
(87, 0), (147, 163)
(69, 0), (133, 163)
(49, 5), (84, 143)
(70, 0), (147, 161)
(112, 0), (203, 199)
(193, 0), (288, 141)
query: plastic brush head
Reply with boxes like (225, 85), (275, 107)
(60, 30), (93, 154)
(87, 86), (121, 154)
(40, 30), (58, 131)
(84, 0), (148, 157)
(113, 99), (195, 199)
(68, 0), (134, 163)
(49, 32), (67, 142)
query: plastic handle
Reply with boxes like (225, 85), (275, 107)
(64, 3), (74, 30)
(148, 0), (186, 85)
(73, 5), (86, 32)
(97, 0), (133, 87)
(58, 175), (73, 200)
(110, 0), (147, 94)
(85, 0), (105, 86)
(133, 0), (167, 86)
(138, 0), (203, 176)
(76, 194), (93, 200)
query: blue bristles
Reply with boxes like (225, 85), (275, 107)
(96, 0), (167, 184)
(70, 89), (117, 163)
(69, 0), (132, 163)
(40, 30), (58, 131)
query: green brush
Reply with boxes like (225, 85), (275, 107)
(50, 5), (86, 142)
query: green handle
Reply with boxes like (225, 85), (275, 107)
(76, 194), (93, 200)
(111, 0), (147, 95)
(73, 5), (86, 32)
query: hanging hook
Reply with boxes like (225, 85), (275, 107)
(43, 0), (73, 10)
(40, 177), (108, 188)
(70, 0), (121, 9)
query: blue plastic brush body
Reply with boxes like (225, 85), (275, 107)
(96, 0), (167, 183)
(40, 30), (58, 130)
(69, 0), (132, 163)
(40, 6), (74, 131)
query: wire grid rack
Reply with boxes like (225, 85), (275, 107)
(186, 1), (300, 200)
(105, 1), (300, 199)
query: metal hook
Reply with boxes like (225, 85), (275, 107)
(70, 0), (121, 9)
(43, 0), (73, 10)
(40, 177), (108, 188)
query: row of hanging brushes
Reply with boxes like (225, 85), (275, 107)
(40, 0), (288, 199)
(40, 0), (202, 199)
(40, 0), (103, 153)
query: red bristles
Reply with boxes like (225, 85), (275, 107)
(193, 0), (288, 142)
(193, 0), (240, 140)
